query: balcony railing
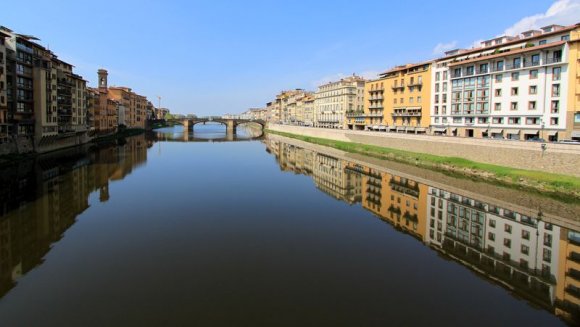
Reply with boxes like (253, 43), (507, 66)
(545, 57), (562, 64)
(505, 62), (522, 70)
(523, 61), (540, 68)
(367, 113), (383, 117)
(407, 81), (423, 87)
(369, 105), (384, 109)
(391, 85), (405, 90)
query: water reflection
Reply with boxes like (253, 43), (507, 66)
(265, 133), (580, 325)
(0, 135), (149, 298)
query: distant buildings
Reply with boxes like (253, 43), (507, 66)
(0, 24), (168, 154)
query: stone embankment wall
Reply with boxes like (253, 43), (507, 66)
(268, 124), (580, 177)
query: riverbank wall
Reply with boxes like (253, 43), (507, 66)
(268, 124), (580, 177)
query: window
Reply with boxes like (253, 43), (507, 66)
(552, 84), (560, 97)
(505, 224), (512, 233)
(529, 85), (537, 95)
(478, 117), (488, 124)
(521, 245), (529, 255)
(435, 83), (440, 92)
(488, 232), (495, 241)
(529, 70), (538, 79)
(551, 117), (559, 125)
(435, 72), (440, 81)
(504, 238), (512, 248)
(492, 117), (504, 124)
(495, 74), (503, 83)
(495, 89), (502, 96)
(562, 35), (570, 41)
(513, 57), (521, 68)
(508, 117), (520, 124)
(543, 248), (552, 262)
(539, 40), (547, 45)
(511, 87), (518, 96)
(443, 82), (448, 92)
(522, 230), (530, 240)
(552, 67), (561, 81)
(489, 219), (496, 227)
(551, 100), (559, 113)
(528, 101), (536, 110)
(511, 102), (518, 110)
(443, 71), (448, 80)
(511, 72), (519, 81)
(417, 96), (422, 103)
(526, 117), (539, 125)
(494, 103), (501, 111)
(496, 61), (504, 71)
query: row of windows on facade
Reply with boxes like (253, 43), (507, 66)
(448, 51), (563, 78)
(433, 116), (559, 126)
(435, 98), (561, 113)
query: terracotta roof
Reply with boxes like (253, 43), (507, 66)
(448, 41), (565, 67)
(439, 22), (579, 61)
(380, 60), (433, 76)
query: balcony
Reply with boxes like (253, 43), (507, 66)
(523, 60), (540, 68)
(504, 62), (522, 70)
(490, 65), (504, 72)
(370, 95), (384, 100)
(407, 81), (423, 87)
(392, 111), (421, 117)
(346, 111), (366, 118)
(391, 85), (405, 90)
(369, 88), (384, 93)
(545, 57), (562, 64)
(369, 105), (384, 109)
(367, 112), (383, 118)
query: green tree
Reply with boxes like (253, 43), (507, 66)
(164, 112), (174, 120)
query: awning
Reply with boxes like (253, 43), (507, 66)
(379, 125), (387, 130)
(372, 125), (379, 130)
(388, 126), (397, 130)
(547, 131), (558, 136)
(523, 130), (539, 135)
(572, 131), (580, 138)
(407, 127), (416, 131)
(505, 129), (520, 134)
(490, 129), (503, 134)
(406, 106), (422, 110)
(416, 127), (426, 132)
(432, 127), (446, 132)
(396, 127), (406, 131)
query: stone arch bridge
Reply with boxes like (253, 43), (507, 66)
(170, 116), (266, 135)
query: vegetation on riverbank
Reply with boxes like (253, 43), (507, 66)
(266, 129), (580, 202)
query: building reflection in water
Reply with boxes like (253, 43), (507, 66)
(0, 135), (149, 299)
(265, 135), (580, 325)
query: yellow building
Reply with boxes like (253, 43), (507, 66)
(555, 229), (580, 323)
(364, 62), (432, 133)
(567, 26), (580, 140)
(360, 167), (428, 240)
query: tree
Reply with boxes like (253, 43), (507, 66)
(164, 112), (174, 120)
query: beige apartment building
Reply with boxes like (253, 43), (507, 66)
(314, 75), (365, 129)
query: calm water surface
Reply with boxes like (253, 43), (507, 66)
(0, 125), (578, 326)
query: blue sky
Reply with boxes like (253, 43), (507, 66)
(2, 0), (579, 115)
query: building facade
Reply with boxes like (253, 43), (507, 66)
(364, 63), (432, 133)
(431, 24), (580, 140)
(314, 75), (365, 129)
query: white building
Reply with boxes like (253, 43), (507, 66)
(430, 24), (577, 141)
(314, 75), (365, 129)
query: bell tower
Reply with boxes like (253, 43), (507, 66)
(98, 69), (108, 90)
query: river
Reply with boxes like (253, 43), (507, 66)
(0, 124), (578, 326)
